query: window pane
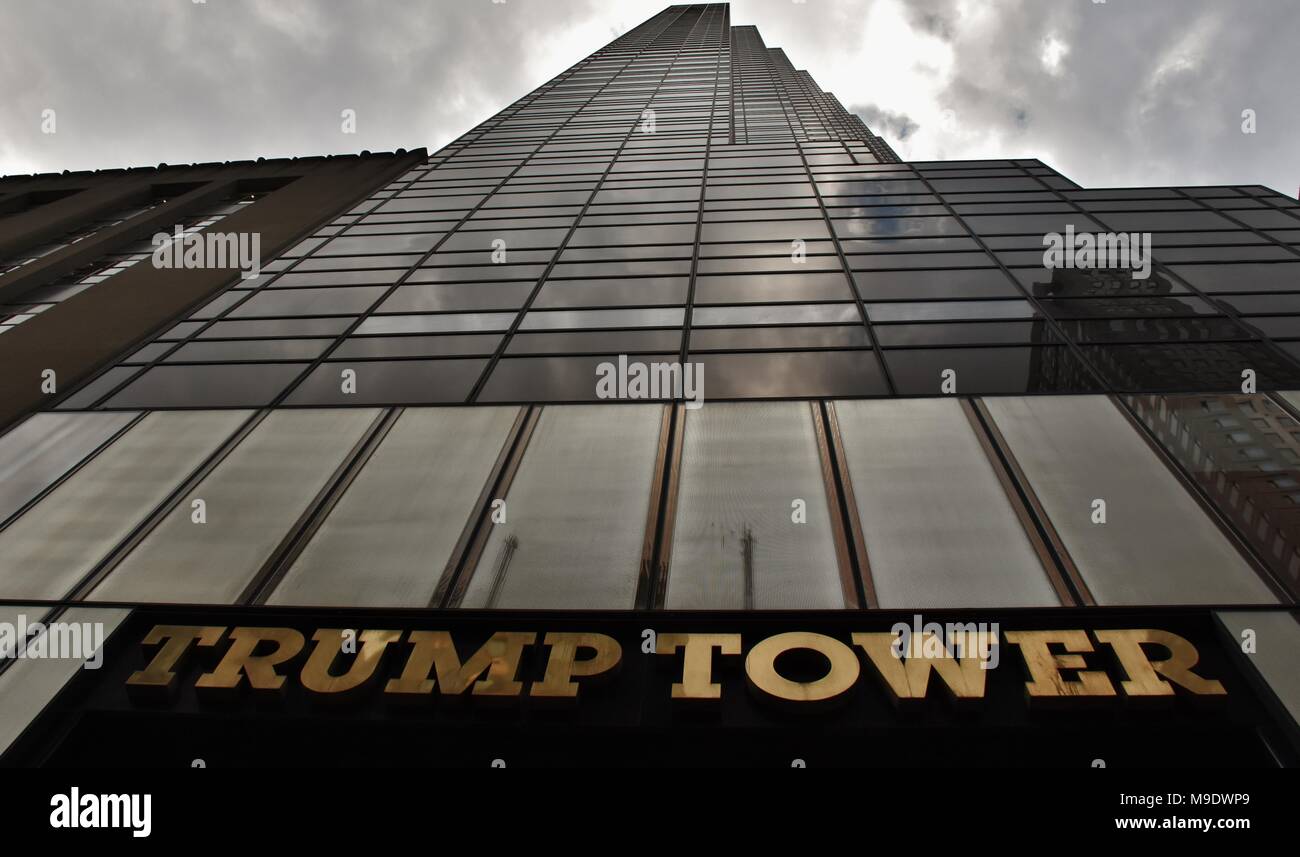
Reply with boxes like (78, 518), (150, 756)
(284, 359), (485, 405)
(520, 307), (684, 330)
(479, 353), (680, 402)
(377, 282), (534, 313)
(693, 303), (859, 326)
(695, 272), (855, 303)
(0, 412), (137, 524)
(332, 334), (501, 359)
(55, 368), (140, 410)
(505, 329), (680, 355)
(1215, 611), (1300, 729)
(983, 395), (1277, 605)
(166, 339), (333, 362)
(0, 411), (249, 599)
(0, 607), (128, 756)
(104, 363), (309, 408)
(0, 604), (37, 659)
(882, 346), (1100, 395)
(269, 407), (519, 607)
(354, 312), (515, 335)
(90, 409), (380, 604)
(228, 286), (388, 317)
(458, 404), (661, 608)
(1124, 394), (1300, 600)
(665, 401), (846, 609)
(835, 398), (1058, 607)
(690, 350), (889, 398)
(853, 268), (1018, 300)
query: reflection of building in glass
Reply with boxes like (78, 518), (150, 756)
(0, 3), (1297, 768)
(1127, 393), (1300, 600)
(1029, 266), (1300, 390)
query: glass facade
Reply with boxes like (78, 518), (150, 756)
(0, 1), (1292, 612)
(665, 400), (846, 609)
(42, 11), (1297, 407)
(0, 2), (1298, 769)
(457, 404), (662, 609)
(982, 395), (1279, 605)
(268, 406), (520, 607)
(834, 398), (1060, 608)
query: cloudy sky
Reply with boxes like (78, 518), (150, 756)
(2, 0), (1296, 195)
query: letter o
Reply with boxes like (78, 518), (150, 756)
(745, 632), (860, 703)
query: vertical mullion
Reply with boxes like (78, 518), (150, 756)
(243, 406), (403, 605)
(958, 398), (1077, 606)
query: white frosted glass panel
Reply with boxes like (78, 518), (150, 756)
(665, 401), (845, 609)
(0, 604), (42, 659)
(0, 411), (249, 599)
(92, 408), (379, 604)
(983, 395), (1277, 605)
(1279, 391), (1300, 414)
(460, 404), (661, 609)
(0, 411), (138, 524)
(0, 607), (128, 755)
(1217, 610), (1300, 729)
(835, 398), (1058, 608)
(269, 406), (519, 607)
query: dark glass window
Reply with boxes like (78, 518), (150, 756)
(687, 350), (889, 398)
(229, 287), (388, 317)
(883, 346), (1101, 395)
(105, 363), (308, 408)
(285, 359), (486, 405)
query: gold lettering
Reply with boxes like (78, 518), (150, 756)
(384, 631), (533, 697)
(1004, 630), (1115, 699)
(127, 625), (225, 688)
(1094, 629), (1225, 696)
(853, 632), (990, 701)
(655, 633), (741, 700)
(531, 632), (622, 698)
(745, 632), (859, 704)
(301, 629), (403, 695)
(195, 627), (305, 691)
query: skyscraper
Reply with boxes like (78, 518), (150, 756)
(0, 3), (1297, 767)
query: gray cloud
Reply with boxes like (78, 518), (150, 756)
(850, 104), (919, 141)
(881, 0), (1299, 195)
(0, 0), (607, 175)
(1, 0), (1296, 198)
(898, 0), (959, 41)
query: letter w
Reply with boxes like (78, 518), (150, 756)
(853, 632), (991, 702)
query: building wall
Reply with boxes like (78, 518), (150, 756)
(0, 2), (1298, 763)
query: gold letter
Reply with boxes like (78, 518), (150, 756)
(1094, 629), (1225, 696)
(531, 632), (622, 698)
(195, 627), (305, 691)
(301, 629), (402, 695)
(853, 632), (990, 702)
(384, 631), (534, 697)
(745, 632), (860, 704)
(655, 633), (741, 700)
(127, 625), (225, 688)
(1004, 630), (1115, 699)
